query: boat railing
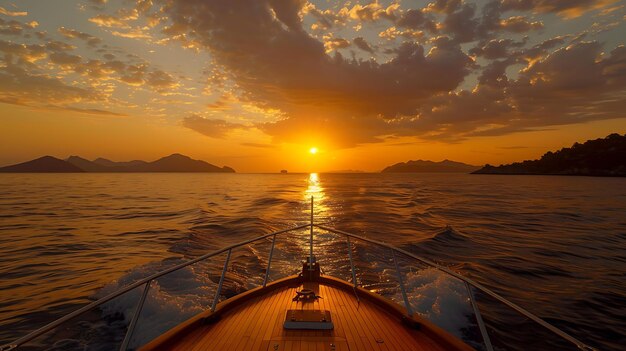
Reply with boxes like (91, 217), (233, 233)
(1, 198), (597, 351)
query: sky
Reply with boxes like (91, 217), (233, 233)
(0, 0), (625, 172)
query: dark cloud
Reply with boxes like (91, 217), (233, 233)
(500, 0), (618, 18)
(440, 2), (479, 43)
(396, 9), (437, 33)
(43, 105), (128, 117)
(0, 18), (38, 36)
(306, 4), (347, 30)
(182, 115), (249, 138)
(353, 37), (374, 53)
(470, 38), (527, 59)
(324, 36), (350, 52)
(427, 0), (463, 14)
(49, 52), (82, 66)
(410, 41), (626, 139)
(58, 27), (102, 47)
(9, 0), (621, 147)
(153, 0), (474, 146)
(499, 16), (543, 32)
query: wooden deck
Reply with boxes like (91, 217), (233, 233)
(151, 281), (471, 351)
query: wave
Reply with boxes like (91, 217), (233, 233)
(400, 267), (473, 339)
(95, 260), (215, 349)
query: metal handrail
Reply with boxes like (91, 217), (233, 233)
(2, 201), (598, 351)
(1, 223), (310, 350)
(315, 224), (597, 351)
(211, 248), (232, 312)
(119, 280), (151, 351)
(465, 282), (493, 351)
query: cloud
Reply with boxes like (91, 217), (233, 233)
(426, 0), (463, 14)
(305, 3), (347, 30)
(395, 8), (437, 32)
(43, 105), (127, 117)
(0, 39), (46, 63)
(500, 0), (618, 19)
(323, 36), (350, 52)
(146, 70), (179, 91)
(470, 38), (527, 59)
(10, 0), (621, 147)
(58, 27), (102, 46)
(440, 2), (479, 43)
(0, 18), (38, 36)
(0, 64), (99, 106)
(111, 28), (151, 39)
(49, 52), (82, 66)
(353, 37), (374, 53)
(182, 115), (249, 138)
(0, 6), (27, 17)
(344, 2), (400, 22)
(89, 14), (129, 28)
(379, 26), (424, 40)
(499, 16), (543, 32)
(410, 41), (626, 139)
(150, 0), (476, 146)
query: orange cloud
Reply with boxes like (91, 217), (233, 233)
(0, 6), (27, 17)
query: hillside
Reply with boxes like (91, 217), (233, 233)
(0, 154), (236, 173)
(473, 133), (626, 176)
(0, 156), (84, 173)
(382, 159), (480, 173)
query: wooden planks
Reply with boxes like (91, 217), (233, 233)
(167, 283), (456, 351)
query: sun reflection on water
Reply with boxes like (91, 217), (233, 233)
(305, 173), (328, 221)
(306, 173), (322, 197)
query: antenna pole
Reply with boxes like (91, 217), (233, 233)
(309, 196), (314, 271)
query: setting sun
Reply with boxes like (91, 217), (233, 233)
(309, 147), (318, 155)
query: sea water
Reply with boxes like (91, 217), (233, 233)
(0, 173), (624, 350)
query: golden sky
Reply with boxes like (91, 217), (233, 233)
(1, 0), (625, 172)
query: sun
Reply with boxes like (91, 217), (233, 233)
(309, 147), (318, 155)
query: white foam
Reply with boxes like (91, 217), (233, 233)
(397, 267), (473, 338)
(96, 260), (215, 348)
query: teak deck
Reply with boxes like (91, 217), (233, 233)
(142, 274), (474, 351)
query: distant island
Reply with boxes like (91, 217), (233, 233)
(0, 154), (236, 173)
(473, 133), (626, 176)
(382, 159), (480, 173)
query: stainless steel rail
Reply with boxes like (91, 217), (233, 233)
(392, 249), (413, 316)
(465, 282), (494, 351)
(316, 224), (598, 351)
(1, 197), (598, 351)
(119, 280), (151, 351)
(0, 223), (309, 351)
(263, 234), (277, 287)
(309, 196), (314, 271)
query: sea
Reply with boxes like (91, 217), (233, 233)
(0, 173), (624, 350)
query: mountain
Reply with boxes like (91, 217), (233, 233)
(67, 156), (117, 172)
(473, 133), (626, 176)
(138, 153), (235, 172)
(382, 159), (480, 173)
(0, 154), (236, 173)
(0, 156), (84, 173)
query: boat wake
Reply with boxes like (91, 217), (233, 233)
(400, 267), (473, 339)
